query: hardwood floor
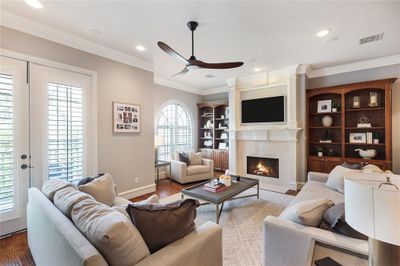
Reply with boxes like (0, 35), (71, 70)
(0, 174), (298, 266)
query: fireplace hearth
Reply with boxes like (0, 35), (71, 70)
(247, 156), (279, 178)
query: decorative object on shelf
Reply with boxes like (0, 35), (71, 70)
(322, 115), (333, 127)
(317, 147), (323, 157)
(331, 101), (340, 112)
(319, 140), (332, 143)
(206, 120), (213, 128)
(225, 107), (229, 118)
(112, 102), (141, 133)
(352, 96), (361, 109)
(317, 100), (332, 113)
(218, 142), (227, 150)
(204, 140), (213, 147)
(368, 91), (379, 107)
(221, 115), (225, 119)
(221, 133), (228, 139)
(373, 132), (380, 144)
(355, 148), (377, 159)
(357, 116), (372, 128)
(345, 175), (400, 266)
(366, 132), (373, 144)
(328, 149), (334, 157)
(349, 133), (366, 143)
(320, 131), (332, 143)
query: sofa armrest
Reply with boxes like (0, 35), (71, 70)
(170, 159), (187, 180)
(307, 171), (329, 183)
(263, 216), (368, 266)
(137, 222), (222, 266)
(201, 158), (214, 171)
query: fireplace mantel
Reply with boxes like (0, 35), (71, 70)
(229, 127), (302, 142)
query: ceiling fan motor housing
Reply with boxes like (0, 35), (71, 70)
(187, 21), (198, 31)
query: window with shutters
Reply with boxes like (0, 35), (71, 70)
(155, 102), (193, 161)
(48, 82), (84, 181)
(0, 73), (14, 212)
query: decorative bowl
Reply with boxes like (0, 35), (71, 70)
(355, 149), (376, 159)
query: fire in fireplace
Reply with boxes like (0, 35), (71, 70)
(247, 156), (279, 178)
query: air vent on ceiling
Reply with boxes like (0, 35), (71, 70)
(359, 33), (384, 45)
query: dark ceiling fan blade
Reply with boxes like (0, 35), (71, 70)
(194, 61), (244, 69)
(171, 67), (189, 78)
(157, 41), (188, 64)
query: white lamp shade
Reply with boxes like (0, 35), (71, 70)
(154, 135), (165, 148)
(345, 173), (400, 246)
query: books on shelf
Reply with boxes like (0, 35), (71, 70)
(366, 132), (373, 144)
(319, 140), (332, 143)
(203, 181), (227, 193)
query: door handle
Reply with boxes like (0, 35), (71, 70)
(21, 164), (34, 169)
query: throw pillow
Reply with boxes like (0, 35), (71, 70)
(188, 151), (202, 165)
(362, 164), (384, 173)
(112, 195), (159, 219)
(280, 198), (334, 227)
(178, 152), (190, 165)
(126, 199), (199, 253)
(341, 162), (364, 170)
(322, 202), (368, 240)
(79, 173), (116, 206)
(72, 198), (150, 266)
(41, 178), (76, 201)
(325, 165), (360, 193)
(77, 173), (105, 186)
(54, 187), (94, 218)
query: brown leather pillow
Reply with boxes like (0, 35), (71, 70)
(126, 199), (199, 253)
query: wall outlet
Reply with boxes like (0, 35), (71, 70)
(134, 177), (139, 184)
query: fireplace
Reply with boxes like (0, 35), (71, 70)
(247, 156), (279, 178)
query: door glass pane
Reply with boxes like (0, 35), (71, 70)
(48, 82), (83, 181)
(0, 73), (14, 212)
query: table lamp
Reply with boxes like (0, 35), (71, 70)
(345, 173), (400, 266)
(154, 135), (165, 162)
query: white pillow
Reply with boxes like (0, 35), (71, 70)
(54, 187), (94, 218)
(72, 199), (150, 266)
(79, 173), (116, 206)
(325, 166), (360, 193)
(189, 151), (202, 165)
(280, 198), (334, 227)
(42, 178), (76, 201)
(362, 164), (384, 173)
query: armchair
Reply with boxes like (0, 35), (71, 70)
(170, 157), (214, 184)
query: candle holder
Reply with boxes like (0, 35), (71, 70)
(368, 91), (379, 107)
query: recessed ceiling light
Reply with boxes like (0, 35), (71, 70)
(24, 0), (43, 9)
(136, 45), (146, 52)
(254, 68), (261, 72)
(316, 29), (330, 37)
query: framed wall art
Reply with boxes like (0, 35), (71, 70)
(349, 133), (366, 144)
(317, 100), (332, 113)
(113, 102), (141, 133)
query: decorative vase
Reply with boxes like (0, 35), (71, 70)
(322, 115), (333, 127)
(373, 139), (379, 144)
(332, 107), (337, 112)
(318, 152), (323, 157)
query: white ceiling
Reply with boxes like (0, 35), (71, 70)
(1, 1), (400, 90)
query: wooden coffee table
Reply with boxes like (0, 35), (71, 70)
(181, 177), (259, 224)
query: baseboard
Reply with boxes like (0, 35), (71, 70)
(118, 184), (156, 199)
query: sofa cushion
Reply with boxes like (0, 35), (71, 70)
(288, 181), (344, 207)
(280, 198), (334, 227)
(187, 165), (209, 175)
(79, 173), (116, 206)
(42, 179), (76, 201)
(53, 187), (94, 219)
(325, 166), (360, 193)
(126, 199), (199, 253)
(341, 162), (364, 170)
(72, 198), (150, 266)
(188, 151), (202, 165)
(362, 164), (384, 173)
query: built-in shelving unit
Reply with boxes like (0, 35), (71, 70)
(307, 78), (395, 173)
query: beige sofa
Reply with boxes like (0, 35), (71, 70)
(27, 187), (223, 266)
(170, 157), (214, 184)
(262, 171), (368, 266)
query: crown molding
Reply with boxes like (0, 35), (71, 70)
(308, 54), (400, 78)
(201, 86), (229, 95)
(0, 11), (153, 72)
(153, 76), (202, 94)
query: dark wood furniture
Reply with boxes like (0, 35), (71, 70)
(181, 177), (259, 224)
(197, 101), (229, 171)
(307, 78), (395, 173)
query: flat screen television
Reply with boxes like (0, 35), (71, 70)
(241, 96), (285, 123)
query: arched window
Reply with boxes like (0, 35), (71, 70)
(156, 102), (193, 160)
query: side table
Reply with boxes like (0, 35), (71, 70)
(155, 160), (171, 184)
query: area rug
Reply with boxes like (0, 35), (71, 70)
(161, 188), (294, 266)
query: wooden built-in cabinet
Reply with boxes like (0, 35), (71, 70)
(198, 101), (229, 171)
(307, 78), (395, 173)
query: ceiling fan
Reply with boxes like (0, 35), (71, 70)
(158, 21), (244, 77)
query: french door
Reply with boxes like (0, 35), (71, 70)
(0, 56), (94, 236)
(0, 57), (30, 236)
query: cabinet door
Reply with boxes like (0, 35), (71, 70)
(221, 150), (229, 171)
(308, 157), (326, 173)
(200, 148), (213, 160)
(324, 158), (342, 173)
(214, 150), (222, 170)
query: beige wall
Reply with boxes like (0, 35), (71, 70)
(0, 26), (201, 195)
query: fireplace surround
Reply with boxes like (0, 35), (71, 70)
(247, 156), (279, 178)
